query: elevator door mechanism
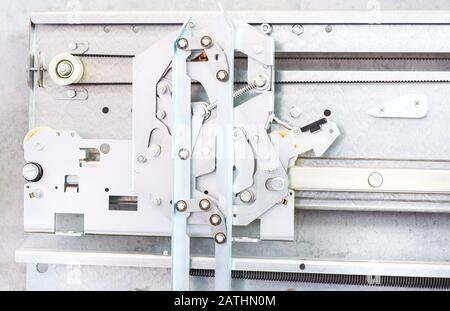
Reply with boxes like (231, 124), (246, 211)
(23, 12), (450, 290)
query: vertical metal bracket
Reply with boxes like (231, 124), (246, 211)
(171, 20), (192, 291)
(27, 51), (45, 88)
(171, 15), (235, 291)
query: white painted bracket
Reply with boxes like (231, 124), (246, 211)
(367, 94), (428, 119)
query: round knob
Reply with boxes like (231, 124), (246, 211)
(22, 162), (43, 182)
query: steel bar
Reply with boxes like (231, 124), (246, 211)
(15, 248), (450, 278)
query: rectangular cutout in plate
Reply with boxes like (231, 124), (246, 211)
(64, 175), (79, 193)
(55, 213), (84, 235)
(79, 148), (100, 167)
(109, 196), (138, 211)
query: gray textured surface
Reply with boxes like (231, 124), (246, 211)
(3, 0), (450, 291)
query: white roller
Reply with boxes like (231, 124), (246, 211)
(48, 53), (84, 85)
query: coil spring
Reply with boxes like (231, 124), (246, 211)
(190, 269), (450, 289)
(233, 81), (259, 99)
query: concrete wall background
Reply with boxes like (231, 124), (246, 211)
(1, 0), (450, 290)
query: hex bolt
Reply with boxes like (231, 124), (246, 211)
(200, 36), (213, 48)
(137, 154), (147, 163)
(66, 89), (77, 98)
(175, 200), (187, 212)
(214, 232), (227, 244)
(199, 198), (211, 211)
(209, 214), (222, 226)
(156, 110), (167, 119)
(260, 23), (272, 34)
(178, 148), (190, 160)
(291, 24), (304, 36)
(152, 197), (162, 206)
(148, 144), (161, 158)
(216, 69), (229, 82)
(368, 172), (384, 188)
(239, 189), (255, 203)
(177, 38), (189, 49)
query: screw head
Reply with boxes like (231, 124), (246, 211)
(216, 70), (229, 82)
(260, 23), (272, 34)
(200, 36), (213, 48)
(68, 42), (78, 51)
(156, 110), (167, 119)
(148, 144), (161, 158)
(103, 25), (111, 33)
(152, 197), (162, 206)
(239, 189), (254, 203)
(368, 172), (383, 188)
(209, 214), (222, 226)
(56, 60), (73, 78)
(157, 82), (168, 95)
(137, 154), (147, 163)
(292, 127), (301, 135)
(325, 25), (333, 33)
(199, 198), (211, 211)
(291, 24), (304, 36)
(177, 38), (189, 49)
(175, 200), (187, 212)
(178, 148), (190, 160)
(214, 232), (227, 244)
(34, 141), (44, 151)
(66, 89), (77, 98)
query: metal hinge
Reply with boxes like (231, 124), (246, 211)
(27, 51), (46, 88)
